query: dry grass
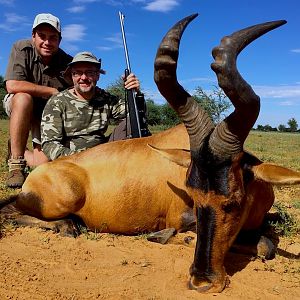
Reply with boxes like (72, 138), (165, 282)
(245, 130), (300, 238)
(245, 130), (300, 170)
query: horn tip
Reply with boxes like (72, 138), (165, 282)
(182, 13), (199, 24)
(272, 19), (287, 28)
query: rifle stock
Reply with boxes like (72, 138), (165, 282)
(124, 68), (142, 138)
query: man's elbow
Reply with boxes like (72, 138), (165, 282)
(5, 80), (18, 94)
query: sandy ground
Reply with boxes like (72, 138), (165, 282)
(0, 225), (299, 300)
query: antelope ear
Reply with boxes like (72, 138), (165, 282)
(252, 163), (300, 185)
(147, 144), (191, 168)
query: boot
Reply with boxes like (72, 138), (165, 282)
(6, 157), (27, 188)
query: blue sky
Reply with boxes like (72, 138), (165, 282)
(0, 0), (300, 127)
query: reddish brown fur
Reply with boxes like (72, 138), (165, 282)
(15, 124), (285, 238)
(18, 125), (192, 233)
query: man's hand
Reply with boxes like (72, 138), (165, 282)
(123, 73), (140, 92)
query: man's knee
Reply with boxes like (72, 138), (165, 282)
(11, 93), (34, 112)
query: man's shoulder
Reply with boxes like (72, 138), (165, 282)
(12, 39), (33, 51)
(56, 88), (73, 99)
(48, 89), (72, 105)
(94, 88), (118, 104)
(55, 48), (73, 64)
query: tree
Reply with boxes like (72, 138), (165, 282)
(161, 103), (180, 126)
(0, 75), (8, 119)
(192, 86), (231, 124)
(278, 124), (287, 132)
(0, 75), (4, 88)
(256, 124), (277, 132)
(264, 124), (277, 132)
(105, 77), (126, 101)
(146, 99), (163, 125)
(287, 118), (298, 132)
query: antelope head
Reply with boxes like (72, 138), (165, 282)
(154, 14), (286, 293)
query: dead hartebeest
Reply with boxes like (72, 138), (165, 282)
(153, 14), (300, 292)
(1, 14), (300, 293)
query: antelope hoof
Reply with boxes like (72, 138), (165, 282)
(147, 228), (176, 244)
(188, 275), (229, 293)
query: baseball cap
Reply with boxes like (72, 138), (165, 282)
(32, 13), (61, 33)
(63, 51), (106, 82)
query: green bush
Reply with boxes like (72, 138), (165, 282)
(0, 76), (8, 119)
(268, 202), (299, 237)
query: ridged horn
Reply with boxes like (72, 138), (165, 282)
(209, 20), (287, 159)
(154, 13), (214, 150)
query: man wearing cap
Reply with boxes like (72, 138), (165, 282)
(3, 13), (72, 188)
(41, 51), (142, 160)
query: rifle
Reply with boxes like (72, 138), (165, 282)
(118, 11), (151, 138)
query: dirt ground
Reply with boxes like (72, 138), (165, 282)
(0, 224), (299, 300)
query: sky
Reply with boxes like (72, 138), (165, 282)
(0, 0), (300, 127)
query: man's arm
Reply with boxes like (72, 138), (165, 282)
(6, 80), (59, 99)
(41, 96), (76, 160)
(5, 41), (65, 99)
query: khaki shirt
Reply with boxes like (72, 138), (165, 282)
(5, 39), (72, 91)
(41, 88), (126, 160)
(4, 39), (73, 144)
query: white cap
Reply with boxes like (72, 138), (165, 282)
(32, 13), (61, 33)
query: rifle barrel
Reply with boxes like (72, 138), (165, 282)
(119, 11), (131, 72)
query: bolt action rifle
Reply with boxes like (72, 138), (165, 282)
(119, 11), (151, 138)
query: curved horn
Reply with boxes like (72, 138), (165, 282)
(154, 14), (214, 151)
(209, 20), (287, 159)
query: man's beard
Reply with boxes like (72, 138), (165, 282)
(75, 81), (96, 95)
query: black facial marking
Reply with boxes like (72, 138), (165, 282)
(187, 139), (232, 196)
(190, 205), (216, 278)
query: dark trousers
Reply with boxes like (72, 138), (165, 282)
(108, 118), (131, 142)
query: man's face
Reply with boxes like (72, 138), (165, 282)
(71, 62), (100, 95)
(32, 24), (61, 59)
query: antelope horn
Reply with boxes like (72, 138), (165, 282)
(154, 14), (214, 151)
(209, 20), (287, 159)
